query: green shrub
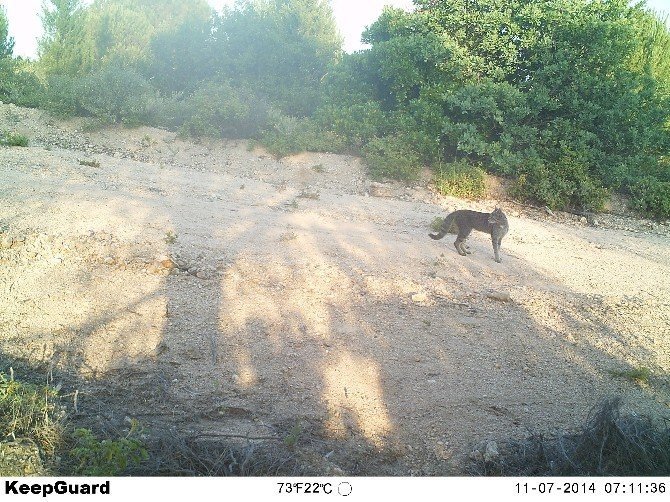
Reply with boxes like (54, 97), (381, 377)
(68, 421), (148, 476)
(0, 131), (28, 147)
(179, 81), (270, 139)
(75, 65), (153, 126)
(0, 58), (44, 108)
(0, 372), (63, 456)
(629, 177), (670, 220)
(40, 75), (80, 118)
(512, 157), (608, 211)
(434, 160), (486, 199)
(362, 135), (423, 181)
(261, 113), (346, 157)
(314, 102), (388, 149)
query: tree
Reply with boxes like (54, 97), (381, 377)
(0, 6), (14, 58)
(212, 0), (342, 116)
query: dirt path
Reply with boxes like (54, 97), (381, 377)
(1, 103), (669, 474)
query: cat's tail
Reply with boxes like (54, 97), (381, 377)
(429, 212), (456, 240)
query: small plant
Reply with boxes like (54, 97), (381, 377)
(283, 421), (302, 449)
(297, 189), (319, 200)
(0, 131), (29, 147)
(78, 159), (100, 168)
(312, 164), (325, 173)
(0, 371), (64, 457)
(434, 160), (486, 199)
(279, 231), (298, 242)
(68, 419), (148, 475)
(140, 135), (153, 148)
(609, 366), (651, 385)
(164, 231), (178, 244)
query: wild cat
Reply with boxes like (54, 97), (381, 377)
(429, 207), (509, 263)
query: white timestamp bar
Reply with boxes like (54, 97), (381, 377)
(0, 477), (667, 501)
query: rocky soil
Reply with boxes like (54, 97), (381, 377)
(1, 102), (669, 475)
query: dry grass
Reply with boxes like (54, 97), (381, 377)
(470, 398), (670, 476)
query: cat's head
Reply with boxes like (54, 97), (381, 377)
(489, 206), (505, 224)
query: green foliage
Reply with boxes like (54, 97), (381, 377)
(147, 14), (214, 95)
(0, 372), (63, 456)
(0, 371), (150, 476)
(362, 135), (423, 181)
(40, 65), (153, 124)
(69, 420), (148, 476)
(610, 366), (652, 385)
(11, 0), (669, 218)
(314, 102), (388, 150)
(178, 81), (270, 139)
(430, 216), (444, 232)
(0, 59), (45, 108)
(0, 6), (15, 58)
(40, 74), (80, 117)
(0, 131), (29, 147)
(629, 177), (670, 219)
(315, 0), (669, 216)
(75, 64), (154, 125)
(261, 112), (345, 157)
(512, 156), (608, 211)
(213, 0), (341, 116)
(434, 160), (486, 199)
(39, 0), (212, 78)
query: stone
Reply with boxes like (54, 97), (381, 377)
(411, 293), (428, 303)
(486, 291), (512, 303)
(484, 441), (500, 463)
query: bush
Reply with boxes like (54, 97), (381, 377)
(178, 81), (270, 139)
(314, 102), (388, 150)
(75, 65), (154, 126)
(512, 157), (608, 211)
(68, 421), (148, 476)
(0, 58), (44, 108)
(362, 135), (423, 181)
(0, 131), (28, 147)
(0, 372), (63, 457)
(434, 160), (486, 199)
(0, 371), (148, 475)
(40, 75), (80, 118)
(629, 177), (670, 219)
(260, 113), (346, 157)
(470, 398), (670, 476)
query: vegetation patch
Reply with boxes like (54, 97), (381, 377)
(434, 161), (486, 199)
(469, 398), (670, 476)
(0, 131), (28, 147)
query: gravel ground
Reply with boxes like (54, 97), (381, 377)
(1, 102), (669, 475)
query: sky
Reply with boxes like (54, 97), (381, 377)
(1, 0), (668, 59)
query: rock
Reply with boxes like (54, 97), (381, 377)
(580, 216), (587, 224)
(369, 182), (393, 198)
(434, 442), (451, 461)
(411, 293), (428, 303)
(103, 256), (115, 265)
(0, 235), (13, 249)
(160, 258), (177, 270)
(486, 291), (512, 303)
(484, 441), (500, 463)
